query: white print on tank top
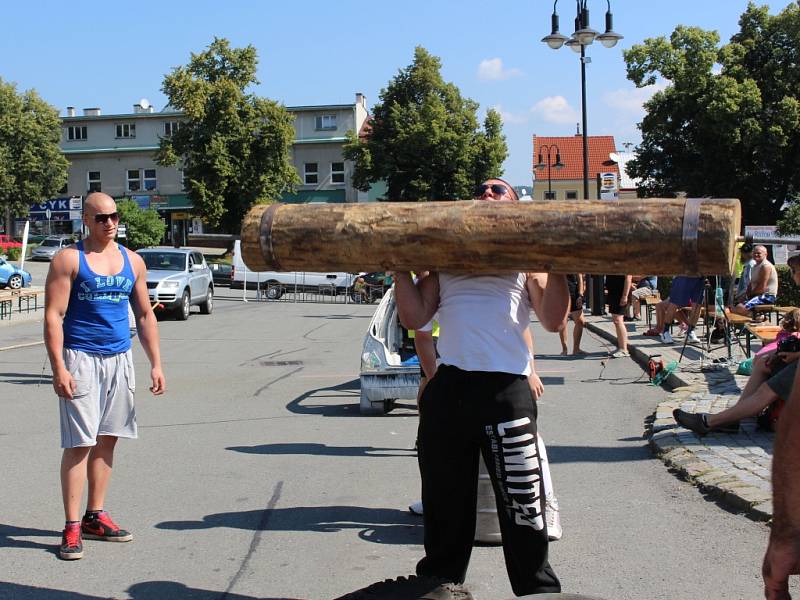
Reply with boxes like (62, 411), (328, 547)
(486, 417), (544, 531)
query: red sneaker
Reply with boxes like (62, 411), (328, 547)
(60, 523), (83, 560)
(643, 328), (661, 337)
(81, 511), (132, 542)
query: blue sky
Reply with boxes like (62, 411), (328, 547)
(2, 0), (794, 187)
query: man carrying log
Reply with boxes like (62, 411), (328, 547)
(393, 178), (569, 596)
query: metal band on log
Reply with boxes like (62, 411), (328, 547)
(240, 198), (741, 276)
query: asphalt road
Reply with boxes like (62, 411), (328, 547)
(0, 284), (792, 600)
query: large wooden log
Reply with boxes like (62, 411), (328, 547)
(240, 198), (741, 276)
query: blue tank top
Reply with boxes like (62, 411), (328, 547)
(63, 241), (135, 354)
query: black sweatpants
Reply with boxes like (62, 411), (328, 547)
(415, 365), (561, 596)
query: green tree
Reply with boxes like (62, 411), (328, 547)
(157, 38), (300, 231)
(343, 46), (507, 201)
(777, 201), (800, 236)
(0, 78), (68, 236)
(624, 3), (800, 225)
(116, 200), (166, 250)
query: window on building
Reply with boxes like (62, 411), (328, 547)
(331, 162), (345, 184)
(164, 121), (180, 137)
(143, 169), (157, 190)
(178, 167), (187, 191)
(127, 169), (141, 192)
(115, 123), (136, 138)
(67, 126), (87, 141)
(87, 171), (101, 192)
(544, 191), (557, 200)
(314, 115), (337, 130)
(304, 163), (318, 185)
(566, 190), (578, 200)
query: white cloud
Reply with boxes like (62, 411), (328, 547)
(530, 96), (579, 124)
(477, 58), (522, 81)
(492, 104), (528, 125)
(602, 82), (668, 115)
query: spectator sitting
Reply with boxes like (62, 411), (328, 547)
(673, 309), (800, 436)
(734, 243), (756, 305)
(642, 276), (704, 345)
(732, 245), (778, 318)
(353, 277), (367, 303)
(627, 275), (658, 321)
(674, 258), (800, 435)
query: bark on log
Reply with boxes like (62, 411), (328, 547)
(240, 198), (741, 276)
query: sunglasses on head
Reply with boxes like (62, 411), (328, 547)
(475, 183), (508, 197)
(93, 212), (119, 224)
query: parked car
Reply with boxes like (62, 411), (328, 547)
(136, 248), (214, 320)
(229, 240), (354, 298)
(31, 236), (73, 261)
(0, 257), (32, 289)
(359, 286), (421, 415)
(208, 262), (233, 286)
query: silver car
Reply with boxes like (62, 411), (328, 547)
(137, 248), (214, 320)
(31, 236), (73, 261)
(359, 286), (421, 415)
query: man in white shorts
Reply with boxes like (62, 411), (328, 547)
(44, 192), (165, 560)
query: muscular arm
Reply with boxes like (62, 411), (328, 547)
(127, 250), (165, 395)
(394, 272), (440, 331)
(621, 275), (633, 305)
(44, 248), (78, 399)
(763, 363), (800, 598)
(526, 273), (569, 332)
(413, 330), (438, 380)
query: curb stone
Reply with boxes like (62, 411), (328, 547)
(584, 316), (774, 522)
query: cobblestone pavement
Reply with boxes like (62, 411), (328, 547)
(584, 314), (775, 521)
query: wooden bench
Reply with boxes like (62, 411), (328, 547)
(641, 293), (662, 329)
(752, 304), (777, 324)
(16, 289), (40, 312)
(744, 324), (782, 357)
(0, 291), (12, 320)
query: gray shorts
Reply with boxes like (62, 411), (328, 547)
(766, 360), (798, 402)
(59, 348), (138, 448)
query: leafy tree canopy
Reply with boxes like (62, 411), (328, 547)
(624, 2), (800, 225)
(343, 46), (507, 201)
(116, 200), (167, 250)
(157, 38), (300, 231)
(0, 78), (68, 235)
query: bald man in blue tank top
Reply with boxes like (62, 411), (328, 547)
(394, 178), (569, 596)
(44, 192), (165, 561)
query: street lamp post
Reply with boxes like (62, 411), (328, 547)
(541, 0), (622, 314)
(535, 144), (565, 199)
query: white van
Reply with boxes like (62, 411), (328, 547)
(230, 240), (355, 299)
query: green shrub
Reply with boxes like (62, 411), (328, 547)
(5, 247), (21, 261)
(777, 265), (800, 307)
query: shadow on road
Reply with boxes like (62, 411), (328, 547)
(0, 580), (299, 600)
(156, 506), (423, 545)
(547, 443), (649, 464)
(227, 442), (415, 458)
(0, 523), (60, 555)
(0, 372), (51, 386)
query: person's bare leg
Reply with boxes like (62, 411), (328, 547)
(612, 314), (628, 352)
(572, 311), (585, 354)
(558, 321), (569, 355)
(662, 303), (678, 331)
(61, 447), (92, 521)
(739, 354), (774, 397)
(732, 303), (749, 316)
(706, 383), (778, 428)
(86, 436), (118, 511)
(632, 296), (642, 319)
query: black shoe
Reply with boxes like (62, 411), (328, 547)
(710, 328), (725, 342)
(673, 409), (711, 436)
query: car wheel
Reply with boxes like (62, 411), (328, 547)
(175, 290), (190, 320)
(359, 386), (394, 416)
(199, 286), (213, 314)
(8, 274), (22, 290)
(265, 282), (283, 300)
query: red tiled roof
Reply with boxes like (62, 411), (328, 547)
(532, 135), (619, 181)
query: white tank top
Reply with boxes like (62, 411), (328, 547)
(751, 260), (778, 296)
(436, 273), (532, 375)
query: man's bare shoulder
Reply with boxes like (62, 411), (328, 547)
(49, 245), (79, 275)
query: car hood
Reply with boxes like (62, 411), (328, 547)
(32, 247), (57, 254)
(146, 271), (186, 283)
